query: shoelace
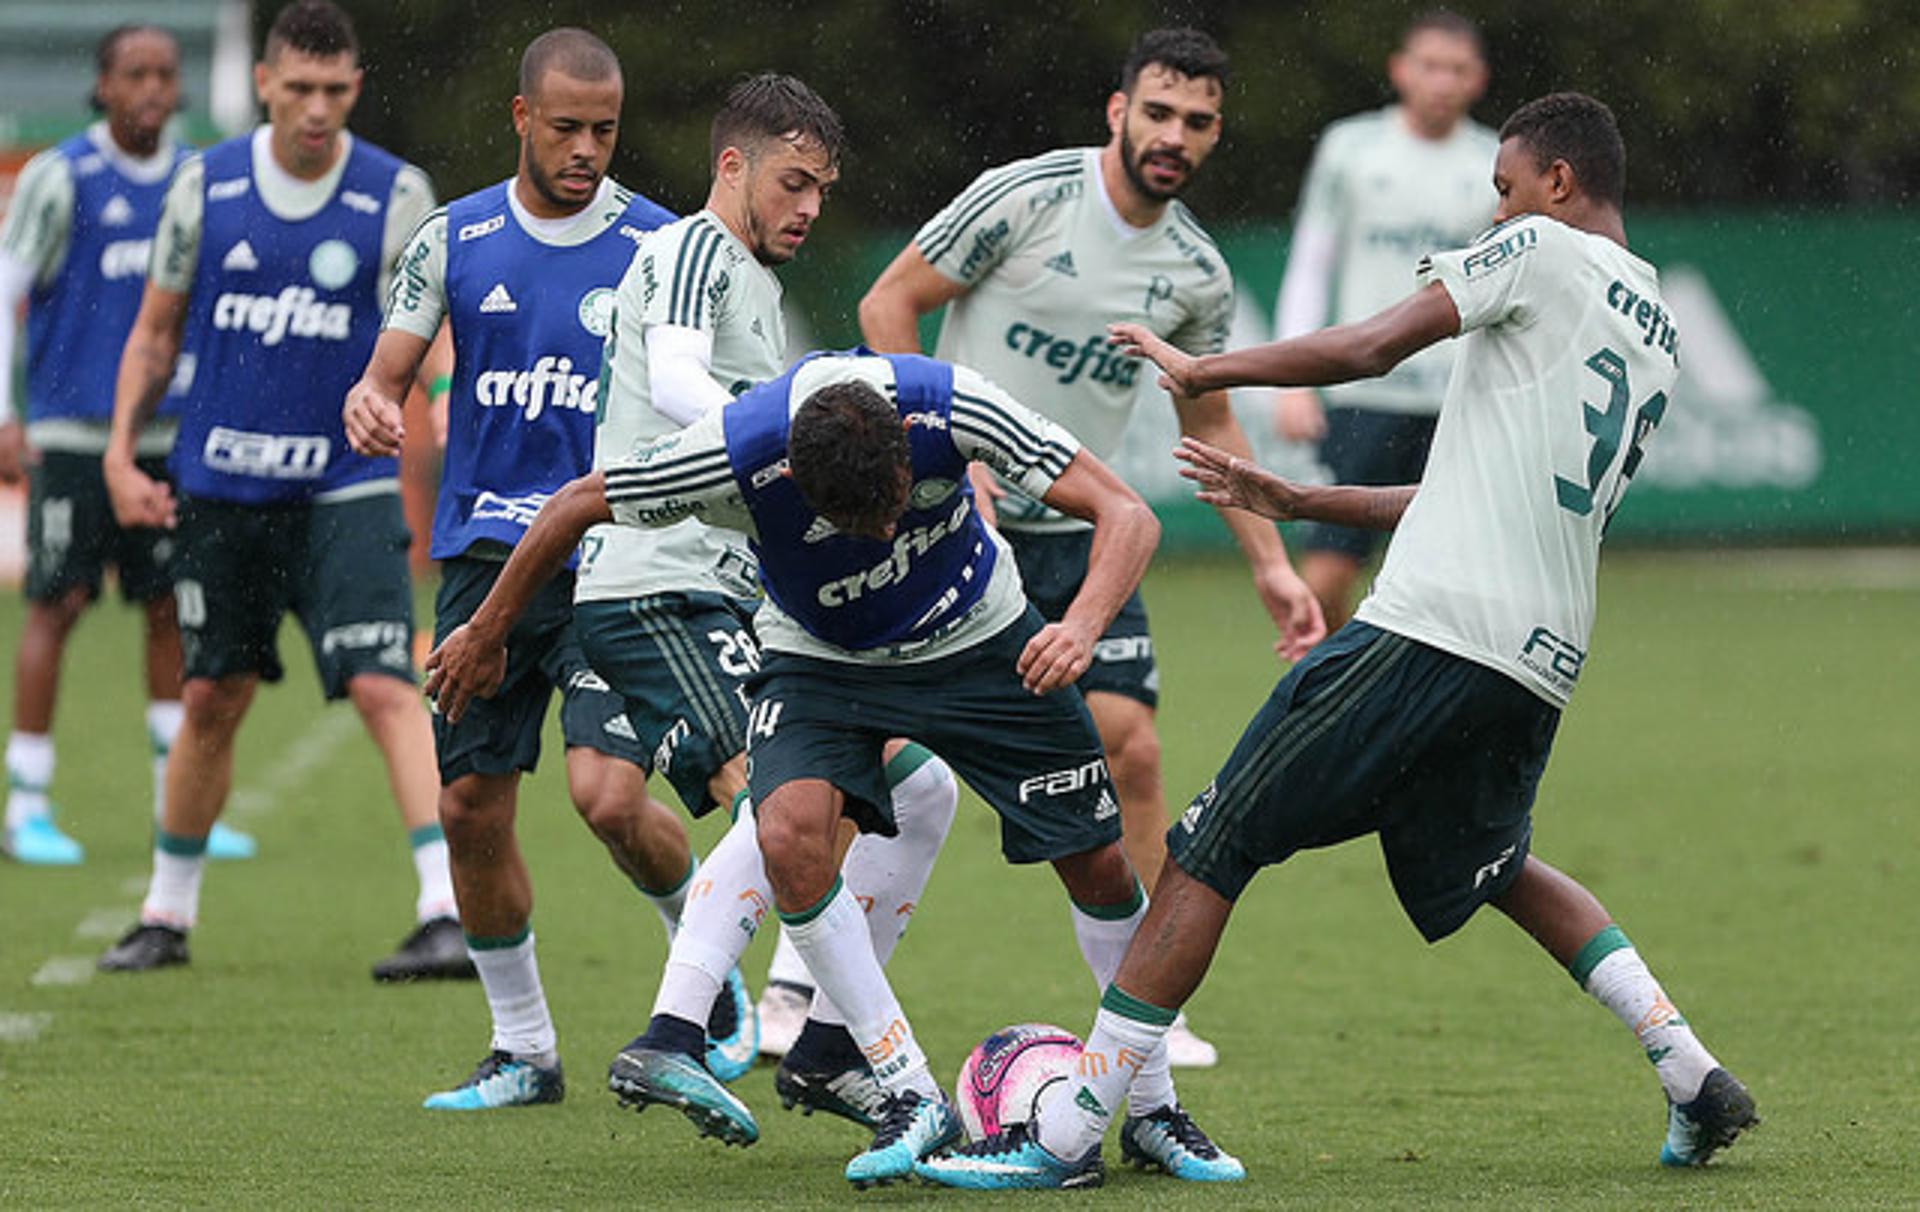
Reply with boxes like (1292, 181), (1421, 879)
(467, 1050), (519, 1085)
(1148, 1107), (1220, 1159)
(870, 1092), (927, 1148)
(968, 1122), (1038, 1159)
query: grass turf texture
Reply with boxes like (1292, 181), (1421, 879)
(1, 551), (1915, 1208)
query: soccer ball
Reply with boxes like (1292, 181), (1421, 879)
(953, 1022), (1082, 1142)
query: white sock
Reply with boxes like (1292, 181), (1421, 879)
(766, 928), (811, 990)
(651, 811), (768, 1026)
(810, 747), (958, 1027)
(145, 702), (183, 825)
(1037, 986), (1173, 1160)
(6, 731), (54, 829)
(784, 877), (937, 1099)
(1069, 886), (1174, 1117)
(470, 929), (557, 1066)
(142, 835), (209, 928)
(410, 823), (457, 922)
(635, 853), (697, 942)
(1574, 926), (1718, 1102)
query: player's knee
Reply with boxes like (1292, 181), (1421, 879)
(345, 673), (421, 727)
(1052, 841), (1138, 907)
(179, 678), (249, 734)
(28, 588), (91, 637)
(438, 778), (512, 846)
(1103, 717), (1162, 793)
(755, 800), (834, 897)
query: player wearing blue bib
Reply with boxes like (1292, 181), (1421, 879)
(97, 1), (458, 981)
(344, 28), (757, 1112)
(428, 350), (1240, 1186)
(0, 27), (254, 865)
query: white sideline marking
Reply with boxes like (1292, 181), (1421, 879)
(0, 1012), (53, 1043)
(31, 957), (94, 987)
(119, 876), (149, 897)
(224, 709), (360, 823)
(75, 908), (133, 940)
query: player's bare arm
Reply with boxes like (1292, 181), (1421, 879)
(1176, 436), (1416, 529)
(424, 470), (611, 722)
(343, 327), (431, 457)
(1018, 450), (1160, 694)
(102, 281), (189, 528)
(1110, 280), (1463, 395)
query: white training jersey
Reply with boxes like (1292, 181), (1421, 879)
(916, 146), (1233, 532)
(576, 209), (784, 602)
(1356, 214), (1680, 706)
(1291, 107), (1498, 414)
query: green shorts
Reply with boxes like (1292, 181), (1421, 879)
(1006, 528), (1157, 708)
(573, 592), (761, 817)
(743, 606), (1121, 865)
(171, 492), (415, 699)
(431, 556), (650, 784)
(1168, 622), (1559, 942)
(24, 450), (174, 603)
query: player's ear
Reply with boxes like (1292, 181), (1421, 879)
(1547, 158), (1576, 206)
(1105, 90), (1128, 139)
(252, 60), (271, 103)
(511, 94), (530, 137)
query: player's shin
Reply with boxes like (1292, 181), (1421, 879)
(1572, 924), (1719, 1102)
(1067, 885), (1177, 1116)
(649, 810), (768, 1038)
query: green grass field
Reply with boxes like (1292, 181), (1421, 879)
(1, 551), (1915, 1208)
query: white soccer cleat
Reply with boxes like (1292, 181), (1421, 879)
(1164, 1012), (1219, 1069)
(755, 979), (811, 1059)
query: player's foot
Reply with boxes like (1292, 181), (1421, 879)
(205, 821), (258, 861)
(913, 1121), (1105, 1190)
(775, 1055), (887, 1129)
(371, 916), (476, 983)
(1659, 1068), (1758, 1167)
(755, 979), (812, 1059)
(3, 813), (83, 865)
(1165, 1011), (1219, 1069)
(422, 1050), (564, 1110)
(97, 923), (188, 972)
(1119, 1104), (1246, 1181)
(705, 968), (758, 1083)
(845, 1088), (961, 1188)
(607, 1040), (758, 1146)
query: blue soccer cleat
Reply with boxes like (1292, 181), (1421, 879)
(422, 1051), (564, 1110)
(705, 967), (759, 1084)
(4, 813), (83, 865)
(607, 1041), (759, 1146)
(206, 821), (258, 861)
(1119, 1103), (1246, 1181)
(845, 1089), (962, 1188)
(1660, 1067), (1757, 1167)
(913, 1121), (1104, 1190)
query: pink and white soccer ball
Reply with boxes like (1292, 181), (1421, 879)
(953, 1022), (1083, 1141)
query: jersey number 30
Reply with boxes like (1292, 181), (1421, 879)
(1554, 346), (1667, 525)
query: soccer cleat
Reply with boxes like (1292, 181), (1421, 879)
(844, 1089), (962, 1188)
(1164, 1011), (1219, 1069)
(607, 1041), (759, 1146)
(913, 1122), (1105, 1190)
(205, 821), (258, 861)
(1660, 1067), (1758, 1167)
(422, 1050), (564, 1110)
(704, 968), (759, 1083)
(371, 916), (476, 982)
(4, 813), (84, 865)
(1120, 1104), (1246, 1181)
(97, 923), (189, 972)
(756, 979), (812, 1059)
(775, 1054), (888, 1129)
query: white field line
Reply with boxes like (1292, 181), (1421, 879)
(0, 1012), (53, 1043)
(31, 957), (94, 987)
(223, 707), (361, 822)
(75, 908), (133, 940)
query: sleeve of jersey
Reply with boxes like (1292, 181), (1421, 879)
(948, 370), (1082, 499)
(147, 156), (204, 294)
(381, 209), (448, 339)
(643, 221), (727, 333)
(602, 410), (750, 532)
(911, 156), (1063, 286)
(0, 150), (74, 283)
(1169, 260), (1235, 358)
(1417, 216), (1547, 335)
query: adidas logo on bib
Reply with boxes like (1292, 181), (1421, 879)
(101, 195), (134, 227)
(222, 240), (259, 272)
(1044, 249), (1078, 277)
(480, 283), (517, 313)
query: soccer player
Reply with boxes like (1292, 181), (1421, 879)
(858, 27), (1324, 1067)
(94, 0), (463, 980)
(0, 25), (252, 865)
(566, 74), (959, 1127)
(428, 349), (1244, 1187)
(920, 93), (1758, 1190)
(340, 28), (722, 1110)
(1273, 10), (1496, 630)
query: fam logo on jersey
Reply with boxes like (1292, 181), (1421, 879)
(577, 287), (615, 337)
(1003, 323), (1142, 389)
(474, 356), (599, 421)
(98, 238), (151, 281)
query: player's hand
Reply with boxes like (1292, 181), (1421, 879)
(1174, 436), (1307, 521)
(1017, 619), (1096, 695)
(422, 622), (507, 723)
(342, 379), (406, 457)
(102, 450), (176, 529)
(1252, 560), (1327, 662)
(1107, 322), (1201, 397)
(1274, 388), (1326, 443)
(966, 461), (1004, 531)
(0, 420), (33, 484)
